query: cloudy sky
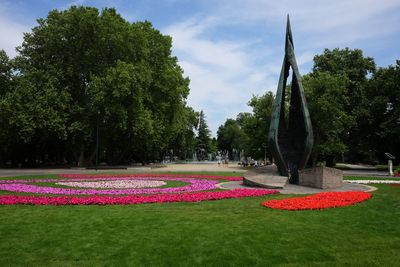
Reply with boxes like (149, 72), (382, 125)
(1, 0), (399, 135)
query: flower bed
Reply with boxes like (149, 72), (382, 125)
(262, 191), (372, 211)
(0, 189), (279, 205)
(0, 173), (279, 205)
(56, 180), (166, 189)
(0, 177), (217, 195)
(345, 180), (400, 184)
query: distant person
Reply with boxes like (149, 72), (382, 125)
(217, 155), (222, 166)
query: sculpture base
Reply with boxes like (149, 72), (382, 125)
(299, 167), (343, 189)
(243, 165), (288, 189)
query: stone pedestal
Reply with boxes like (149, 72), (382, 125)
(299, 167), (343, 189)
(243, 165), (288, 189)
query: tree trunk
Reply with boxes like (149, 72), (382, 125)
(78, 143), (85, 166)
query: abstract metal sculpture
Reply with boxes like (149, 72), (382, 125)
(268, 15), (313, 184)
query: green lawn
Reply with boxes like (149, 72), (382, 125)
(0, 173), (399, 266)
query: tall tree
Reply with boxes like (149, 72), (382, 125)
(0, 6), (194, 166)
(362, 60), (400, 162)
(244, 92), (275, 160)
(0, 50), (12, 96)
(303, 72), (354, 166)
(196, 110), (211, 160)
(312, 48), (376, 162)
(217, 119), (247, 159)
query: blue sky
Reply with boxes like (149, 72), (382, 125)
(1, 0), (400, 135)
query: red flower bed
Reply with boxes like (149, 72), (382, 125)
(262, 191), (372, 211)
(59, 173), (242, 181)
(0, 189), (278, 206)
(394, 173), (400, 177)
(391, 184), (400, 187)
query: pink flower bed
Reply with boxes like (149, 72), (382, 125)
(0, 189), (279, 205)
(0, 174), (279, 205)
(56, 180), (166, 189)
(0, 177), (217, 195)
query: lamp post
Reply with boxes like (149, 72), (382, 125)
(262, 143), (267, 165)
(95, 111), (100, 171)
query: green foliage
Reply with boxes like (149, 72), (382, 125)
(242, 92), (274, 159)
(361, 61), (400, 162)
(219, 48), (397, 165)
(217, 119), (247, 157)
(0, 6), (197, 165)
(303, 72), (354, 166)
(196, 110), (211, 160)
(313, 48), (376, 82)
(217, 92), (274, 160)
(312, 48), (377, 163)
(0, 50), (12, 96)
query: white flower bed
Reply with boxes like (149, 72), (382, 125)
(56, 180), (167, 189)
(345, 180), (400, 184)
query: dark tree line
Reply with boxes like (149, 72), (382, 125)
(217, 48), (400, 166)
(0, 6), (204, 167)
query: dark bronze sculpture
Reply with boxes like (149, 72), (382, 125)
(268, 15), (313, 184)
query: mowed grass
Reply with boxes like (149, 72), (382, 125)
(0, 173), (399, 266)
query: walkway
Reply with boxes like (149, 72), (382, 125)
(219, 181), (376, 194)
(0, 163), (245, 177)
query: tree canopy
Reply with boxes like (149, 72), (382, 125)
(217, 92), (274, 161)
(0, 7), (398, 167)
(217, 48), (398, 166)
(196, 110), (212, 160)
(0, 6), (198, 166)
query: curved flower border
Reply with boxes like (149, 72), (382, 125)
(262, 191), (372, 211)
(0, 189), (279, 205)
(0, 177), (217, 195)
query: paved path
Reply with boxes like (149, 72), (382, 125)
(0, 163), (394, 178)
(0, 163), (246, 178)
(219, 181), (376, 194)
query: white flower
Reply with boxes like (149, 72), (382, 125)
(56, 180), (167, 189)
(345, 180), (400, 184)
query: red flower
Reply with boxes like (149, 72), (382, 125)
(261, 191), (372, 210)
(0, 189), (278, 205)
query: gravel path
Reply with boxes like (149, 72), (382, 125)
(218, 181), (377, 194)
(0, 163), (246, 177)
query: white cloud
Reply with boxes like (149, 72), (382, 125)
(221, 0), (400, 46)
(0, 7), (31, 58)
(1, 0), (399, 137)
(164, 0), (400, 135)
(164, 17), (280, 135)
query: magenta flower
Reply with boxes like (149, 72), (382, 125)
(0, 174), (279, 205)
(0, 189), (279, 205)
(0, 177), (218, 195)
